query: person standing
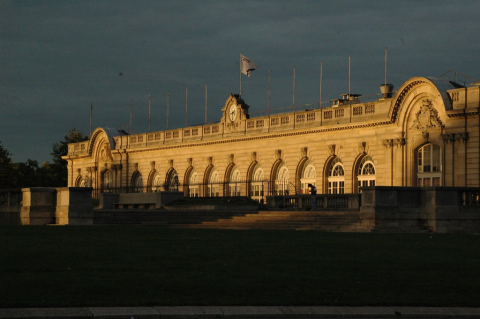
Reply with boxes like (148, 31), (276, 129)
(308, 183), (317, 210)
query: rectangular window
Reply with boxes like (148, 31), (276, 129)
(365, 104), (375, 114)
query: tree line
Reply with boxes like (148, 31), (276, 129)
(0, 129), (88, 189)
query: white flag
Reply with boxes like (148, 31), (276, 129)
(241, 54), (257, 77)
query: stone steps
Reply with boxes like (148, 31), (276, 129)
(182, 210), (370, 232)
(93, 209), (372, 232)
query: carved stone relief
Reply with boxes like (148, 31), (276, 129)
(411, 99), (443, 132)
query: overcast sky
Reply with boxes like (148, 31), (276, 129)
(1, 0), (479, 163)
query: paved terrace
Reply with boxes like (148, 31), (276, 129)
(1, 306), (480, 318)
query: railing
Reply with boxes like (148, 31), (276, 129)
(461, 189), (480, 206)
(267, 194), (361, 211)
(93, 180), (299, 203)
(90, 185), (479, 210)
(0, 189), (22, 207)
(0, 189), (23, 213)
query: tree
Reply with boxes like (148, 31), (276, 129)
(12, 159), (41, 188)
(49, 128), (89, 186)
(0, 141), (16, 188)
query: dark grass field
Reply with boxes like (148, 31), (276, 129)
(1, 226), (479, 308)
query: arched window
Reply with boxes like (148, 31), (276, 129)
(251, 164), (265, 202)
(189, 171), (199, 197)
(275, 164), (289, 195)
(300, 161), (316, 194)
(151, 172), (162, 192)
(327, 158), (344, 194)
(207, 168), (219, 197)
(357, 155), (376, 191)
(229, 166), (241, 196)
(417, 143), (442, 186)
(166, 169), (179, 191)
(131, 171), (143, 193)
(103, 170), (113, 192)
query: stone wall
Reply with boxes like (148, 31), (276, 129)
(8, 187), (94, 225)
(360, 187), (480, 233)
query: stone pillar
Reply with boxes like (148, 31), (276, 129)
(20, 188), (57, 225)
(56, 187), (94, 225)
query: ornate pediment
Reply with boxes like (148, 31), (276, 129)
(411, 99), (443, 132)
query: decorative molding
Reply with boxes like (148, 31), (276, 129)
(382, 139), (394, 148)
(187, 158), (193, 167)
(86, 166), (97, 173)
(150, 161), (156, 170)
(328, 144), (336, 156)
(100, 143), (113, 162)
(441, 133), (452, 144)
(394, 138), (406, 147)
(422, 132), (430, 142)
(207, 156), (213, 165)
(251, 152), (257, 162)
(81, 120), (395, 159)
(390, 80), (427, 122)
(301, 147), (308, 158)
(228, 154), (234, 163)
(358, 142), (366, 154)
(410, 99), (443, 132)
(275, 150), (282, 160)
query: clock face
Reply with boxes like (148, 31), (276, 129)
(229, 104), (237, 122)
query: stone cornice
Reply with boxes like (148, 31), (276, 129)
(121, 120), (394, 155)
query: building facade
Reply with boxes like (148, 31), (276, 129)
(65, 76), (480, 201)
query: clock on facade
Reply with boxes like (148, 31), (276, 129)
(229, 103), (237, 122)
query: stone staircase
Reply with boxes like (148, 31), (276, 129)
(178, 210), (371, 232)
(93, 208), (372, 232)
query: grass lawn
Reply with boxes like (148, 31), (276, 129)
(1, 226), (479, 308)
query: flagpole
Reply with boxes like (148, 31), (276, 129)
(349, 55), (351, 97)
(148, 94), (151, 133)
(385, 46), (388, 86)
(292, 66), (295, 112)
(185, 87), (188, 128)
(319, 61), (323, 109)
(167, 91), (169, 130)
(349, 56), (352, 122)
(268, 70), (271, 117)
(239, 53), (242, 97)
(130, 98), (133, 134)
(205, 84), (208, 125)
(90, 101), (93, 136)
